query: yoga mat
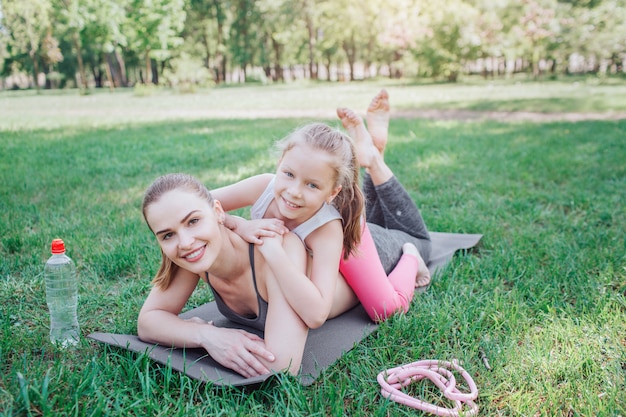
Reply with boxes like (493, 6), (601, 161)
(88, 232), (481, 387)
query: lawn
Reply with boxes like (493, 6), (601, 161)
(1, 79), (625, 416)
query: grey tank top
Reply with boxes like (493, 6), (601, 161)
(250, 176), (342, 244)
(206, 244), (268, 332)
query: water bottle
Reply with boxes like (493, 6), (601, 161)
(44, 238), (80, 347)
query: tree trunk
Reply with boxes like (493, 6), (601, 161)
(106, 52), (123, 87)
(342, 37), (356, 81)
(30, 51), (40, 91)
(115, 49), (128, 86)
(201, 30), (211, 70)
(304, 0), (317, 80)
(72, 31), (88, 91)
(91, 65), (102, 88)
(216, 3), (226, 83)
(145, 51), (152, 84)
(103, 54), (115, 91)
(272, 37), (283, 82)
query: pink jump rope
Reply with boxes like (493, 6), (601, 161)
(377, 359), (479, 416)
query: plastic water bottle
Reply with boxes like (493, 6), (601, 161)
(44, 238), (80, 347)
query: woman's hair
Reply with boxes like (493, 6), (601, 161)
(142, 173), (214, 290)
(276, 123), (364, 258)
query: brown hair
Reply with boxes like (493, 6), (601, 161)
(142, 173), (214, 290)
(276, 123), (364, 258)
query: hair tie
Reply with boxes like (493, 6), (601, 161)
(377, 359), (478, 416)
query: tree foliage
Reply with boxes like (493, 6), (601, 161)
(0, 0), (624, 89)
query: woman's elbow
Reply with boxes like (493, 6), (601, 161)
(270, 356), (302, 376)
(304, 312), (328, 329)
(136, 320), (149, 341)
(136, 313), (156, 342)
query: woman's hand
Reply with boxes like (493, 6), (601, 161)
(196, 320), (276, 378)
(229, 216), (289, 245)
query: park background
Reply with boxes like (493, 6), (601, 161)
(1, 0), (626, 90)
(1, 0), (626, 416)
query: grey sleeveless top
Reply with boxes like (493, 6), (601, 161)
(250, 176), (342, 244)
(206, 244), (268, 332)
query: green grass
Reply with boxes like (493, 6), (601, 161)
(1, 80), (625, 416)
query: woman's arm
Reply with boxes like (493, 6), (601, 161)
(258, 223), (344, 329)
(137, 267), (275, 378)
(210, 173), (273, 211)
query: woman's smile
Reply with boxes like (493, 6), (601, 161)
(183, 245), (206, 262)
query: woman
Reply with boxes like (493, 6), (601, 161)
(137, 173), (320, 378)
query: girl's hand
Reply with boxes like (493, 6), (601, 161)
(232, 217), (289, 245)
(200, 324), (276, 378)
(256, 233), (285, 258)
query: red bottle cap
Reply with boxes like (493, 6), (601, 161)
(51, 239), (66, 254)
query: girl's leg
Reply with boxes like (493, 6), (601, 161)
(338, 93), (432, 294)
(339, 222), (419, 322)
(368, 223), (431, 287)
(339, 92), (431, 261)
(361, 171), (384, 226)
(365, 173), (431, 243)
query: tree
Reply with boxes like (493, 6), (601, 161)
(81, 0), (129, 89)
(52, 0), (91, 90)
(41, 30), (64, 88)
(228, 0), (260, 81)
(2, 0), (52, 90)
(126, 0), (186, 84)
(571, 0), (626, 74)
(0, 4), (9, 77)
(514, 0), (560, 78)
(257, 0), (304, 81)
(185, 0), (230, 83)
(416, 0), (482, 81)
(316, 0), (373, 81)
(374, 0), (426, 78)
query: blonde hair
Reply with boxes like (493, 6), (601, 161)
(142, 173), (214, 290)
(276, 123), (364, 258)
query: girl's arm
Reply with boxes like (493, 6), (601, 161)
(211, 173), (273, 211)
(214, 174), (287, 244)
(137, 267), (275, 378)
(224, 215), (289, 245)
(260, 233), (309, 375)
(258, 222), (344, 329)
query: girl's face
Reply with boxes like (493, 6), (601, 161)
(145, 189), (225, 275)
(273, 143), (342, 225)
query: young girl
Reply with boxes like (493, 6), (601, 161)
(212, 90), (431, 323)
(137, 173), (312, 378)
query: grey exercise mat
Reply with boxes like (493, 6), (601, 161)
(88, 231), (481, 387)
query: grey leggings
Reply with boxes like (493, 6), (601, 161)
(364, 174), (431, 273)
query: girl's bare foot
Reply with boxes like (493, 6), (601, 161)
(402, 243), (432, 288)
(336, 107), (378, 168)
(366, 89), (390, 155)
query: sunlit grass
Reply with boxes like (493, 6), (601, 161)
(2, 76), (626, 131)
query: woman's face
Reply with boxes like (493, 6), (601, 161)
(144, 189), (225, 275)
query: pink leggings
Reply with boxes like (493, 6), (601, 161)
(339, 222), (419, 322)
